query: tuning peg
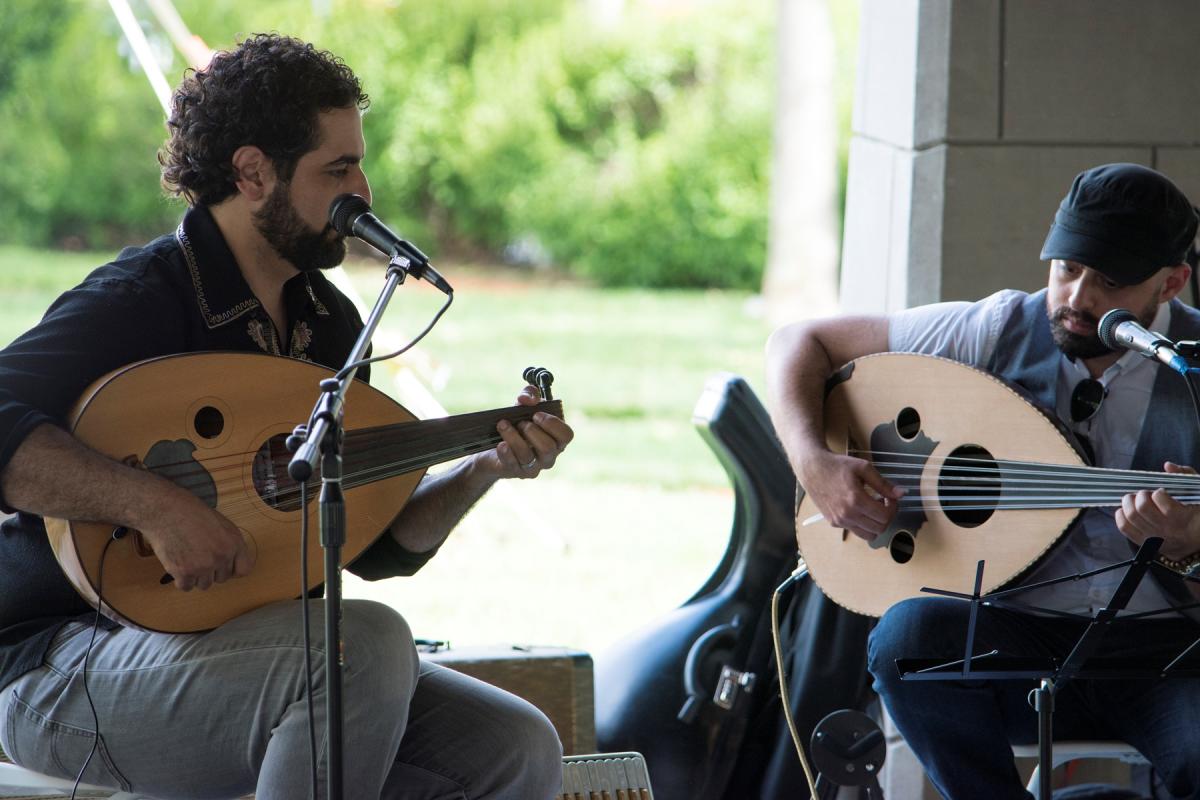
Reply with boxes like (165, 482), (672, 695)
(285, 425), (308, 453)
(523, 366), (554, 401)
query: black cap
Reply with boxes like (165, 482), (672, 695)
(1040, 163), (1198, 285)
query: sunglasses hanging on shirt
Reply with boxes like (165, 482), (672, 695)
(1069, 377), (1107, 423)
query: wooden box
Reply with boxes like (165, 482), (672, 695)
(421, 645), (596, 755)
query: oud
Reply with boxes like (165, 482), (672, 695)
(45, 352), (562, 633)
(796, 352), (1193, 617)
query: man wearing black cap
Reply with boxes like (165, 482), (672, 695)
(767, 163), (1200, 799)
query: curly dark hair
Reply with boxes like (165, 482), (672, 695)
(159, 33), (370, 206)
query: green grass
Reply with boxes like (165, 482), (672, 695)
(1, 247), (776, 653)
(347, 266), (771, 491)
(0, 247), (102, 344)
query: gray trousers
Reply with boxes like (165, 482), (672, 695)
(0, 599), (563, 799)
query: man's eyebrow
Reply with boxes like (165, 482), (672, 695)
(325, 154), (362, 167)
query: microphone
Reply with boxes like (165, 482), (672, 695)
(329, 194), (452, 294)
(1097, 308), (1189, 374)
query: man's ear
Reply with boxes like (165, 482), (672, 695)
(1159, 263), (1192, 303)
(230, 146), (274, 201)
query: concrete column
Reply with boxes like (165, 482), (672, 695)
(840, 0), (1200, 314)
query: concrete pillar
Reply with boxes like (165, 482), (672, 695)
(841, 0), (1200, 314)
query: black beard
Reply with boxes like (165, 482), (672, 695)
(254, 181), (346, 272)
(1048, 307), (1113, 359)
(1048, 300), (1159, 360)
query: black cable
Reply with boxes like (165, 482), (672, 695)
(71, 527), (122, 800)
(1183, 370), (1200, 441)
(300, 480), (319, 800)
(333, 290), (453, 382)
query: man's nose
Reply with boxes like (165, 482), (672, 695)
(1067, 277), (1099, 312)
(355, 174), (372, 207)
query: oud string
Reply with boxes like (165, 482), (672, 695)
(115, 400), (556, 481)
(849, 449), (1200, 489)
(792, 448), (1200, 522)
(191, 433), (504, 525)
(852, 448), (1200, 481)
(99, 416), (527, 528)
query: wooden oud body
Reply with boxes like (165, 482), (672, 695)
(45, 352), (421, 633)
(796, 353), (1084, 617)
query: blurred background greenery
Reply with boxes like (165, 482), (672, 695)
(0, 0), (858, 652)
(0, 0), (858, 288)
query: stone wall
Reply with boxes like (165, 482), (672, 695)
(841, 0), (1200, 313)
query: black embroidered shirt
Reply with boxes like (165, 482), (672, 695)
(0, 205), (434, 690)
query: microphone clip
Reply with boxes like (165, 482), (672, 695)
(386, 253), (414, 284)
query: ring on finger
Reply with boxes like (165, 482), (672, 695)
(520, 457), (538, 469)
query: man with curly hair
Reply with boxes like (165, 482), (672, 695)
(0, 33), (571, 799)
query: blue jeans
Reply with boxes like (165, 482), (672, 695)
(0, 600), (562, 799)
(869, 597), (1200, 800)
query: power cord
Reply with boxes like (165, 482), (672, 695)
(770, 557), (821, 798)
(75, 494), (321, 800)
(71, 527), (122, 800)
(333, 291), (453, 381)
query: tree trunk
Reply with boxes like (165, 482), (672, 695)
(762, 0), (840, 325)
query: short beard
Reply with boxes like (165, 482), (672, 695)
(1048, 298), (1159, 360)
(254, 180), (346, 272)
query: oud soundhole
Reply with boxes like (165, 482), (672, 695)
(889, 530), (915, 564)
(252, 433), (303, 511)
(895, 407), (921, 440)
(938, 444), (1000, 528)
(194, 406), (224, 439)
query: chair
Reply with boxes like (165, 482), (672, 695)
(1012, 741), (1148, 794)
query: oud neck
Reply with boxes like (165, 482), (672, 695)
(341, 400), (564, 487)
(1064, 463), (1200, 507)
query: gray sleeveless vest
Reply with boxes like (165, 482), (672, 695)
(986, 289), (1200, 608)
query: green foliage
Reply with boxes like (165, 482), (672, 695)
(0, 0), (67, 98)
(0, 0), (786, 288)
(415, 2), (774, 288)
(0, 0), (179, 247)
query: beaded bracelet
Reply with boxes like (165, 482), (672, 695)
(1157, 550), (1200, 576)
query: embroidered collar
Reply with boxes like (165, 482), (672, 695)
(176, 205), (333, 329)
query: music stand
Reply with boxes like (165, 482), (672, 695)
(895, 537), (1200, 800)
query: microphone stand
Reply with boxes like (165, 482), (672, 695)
(287, 253), (415, 800)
